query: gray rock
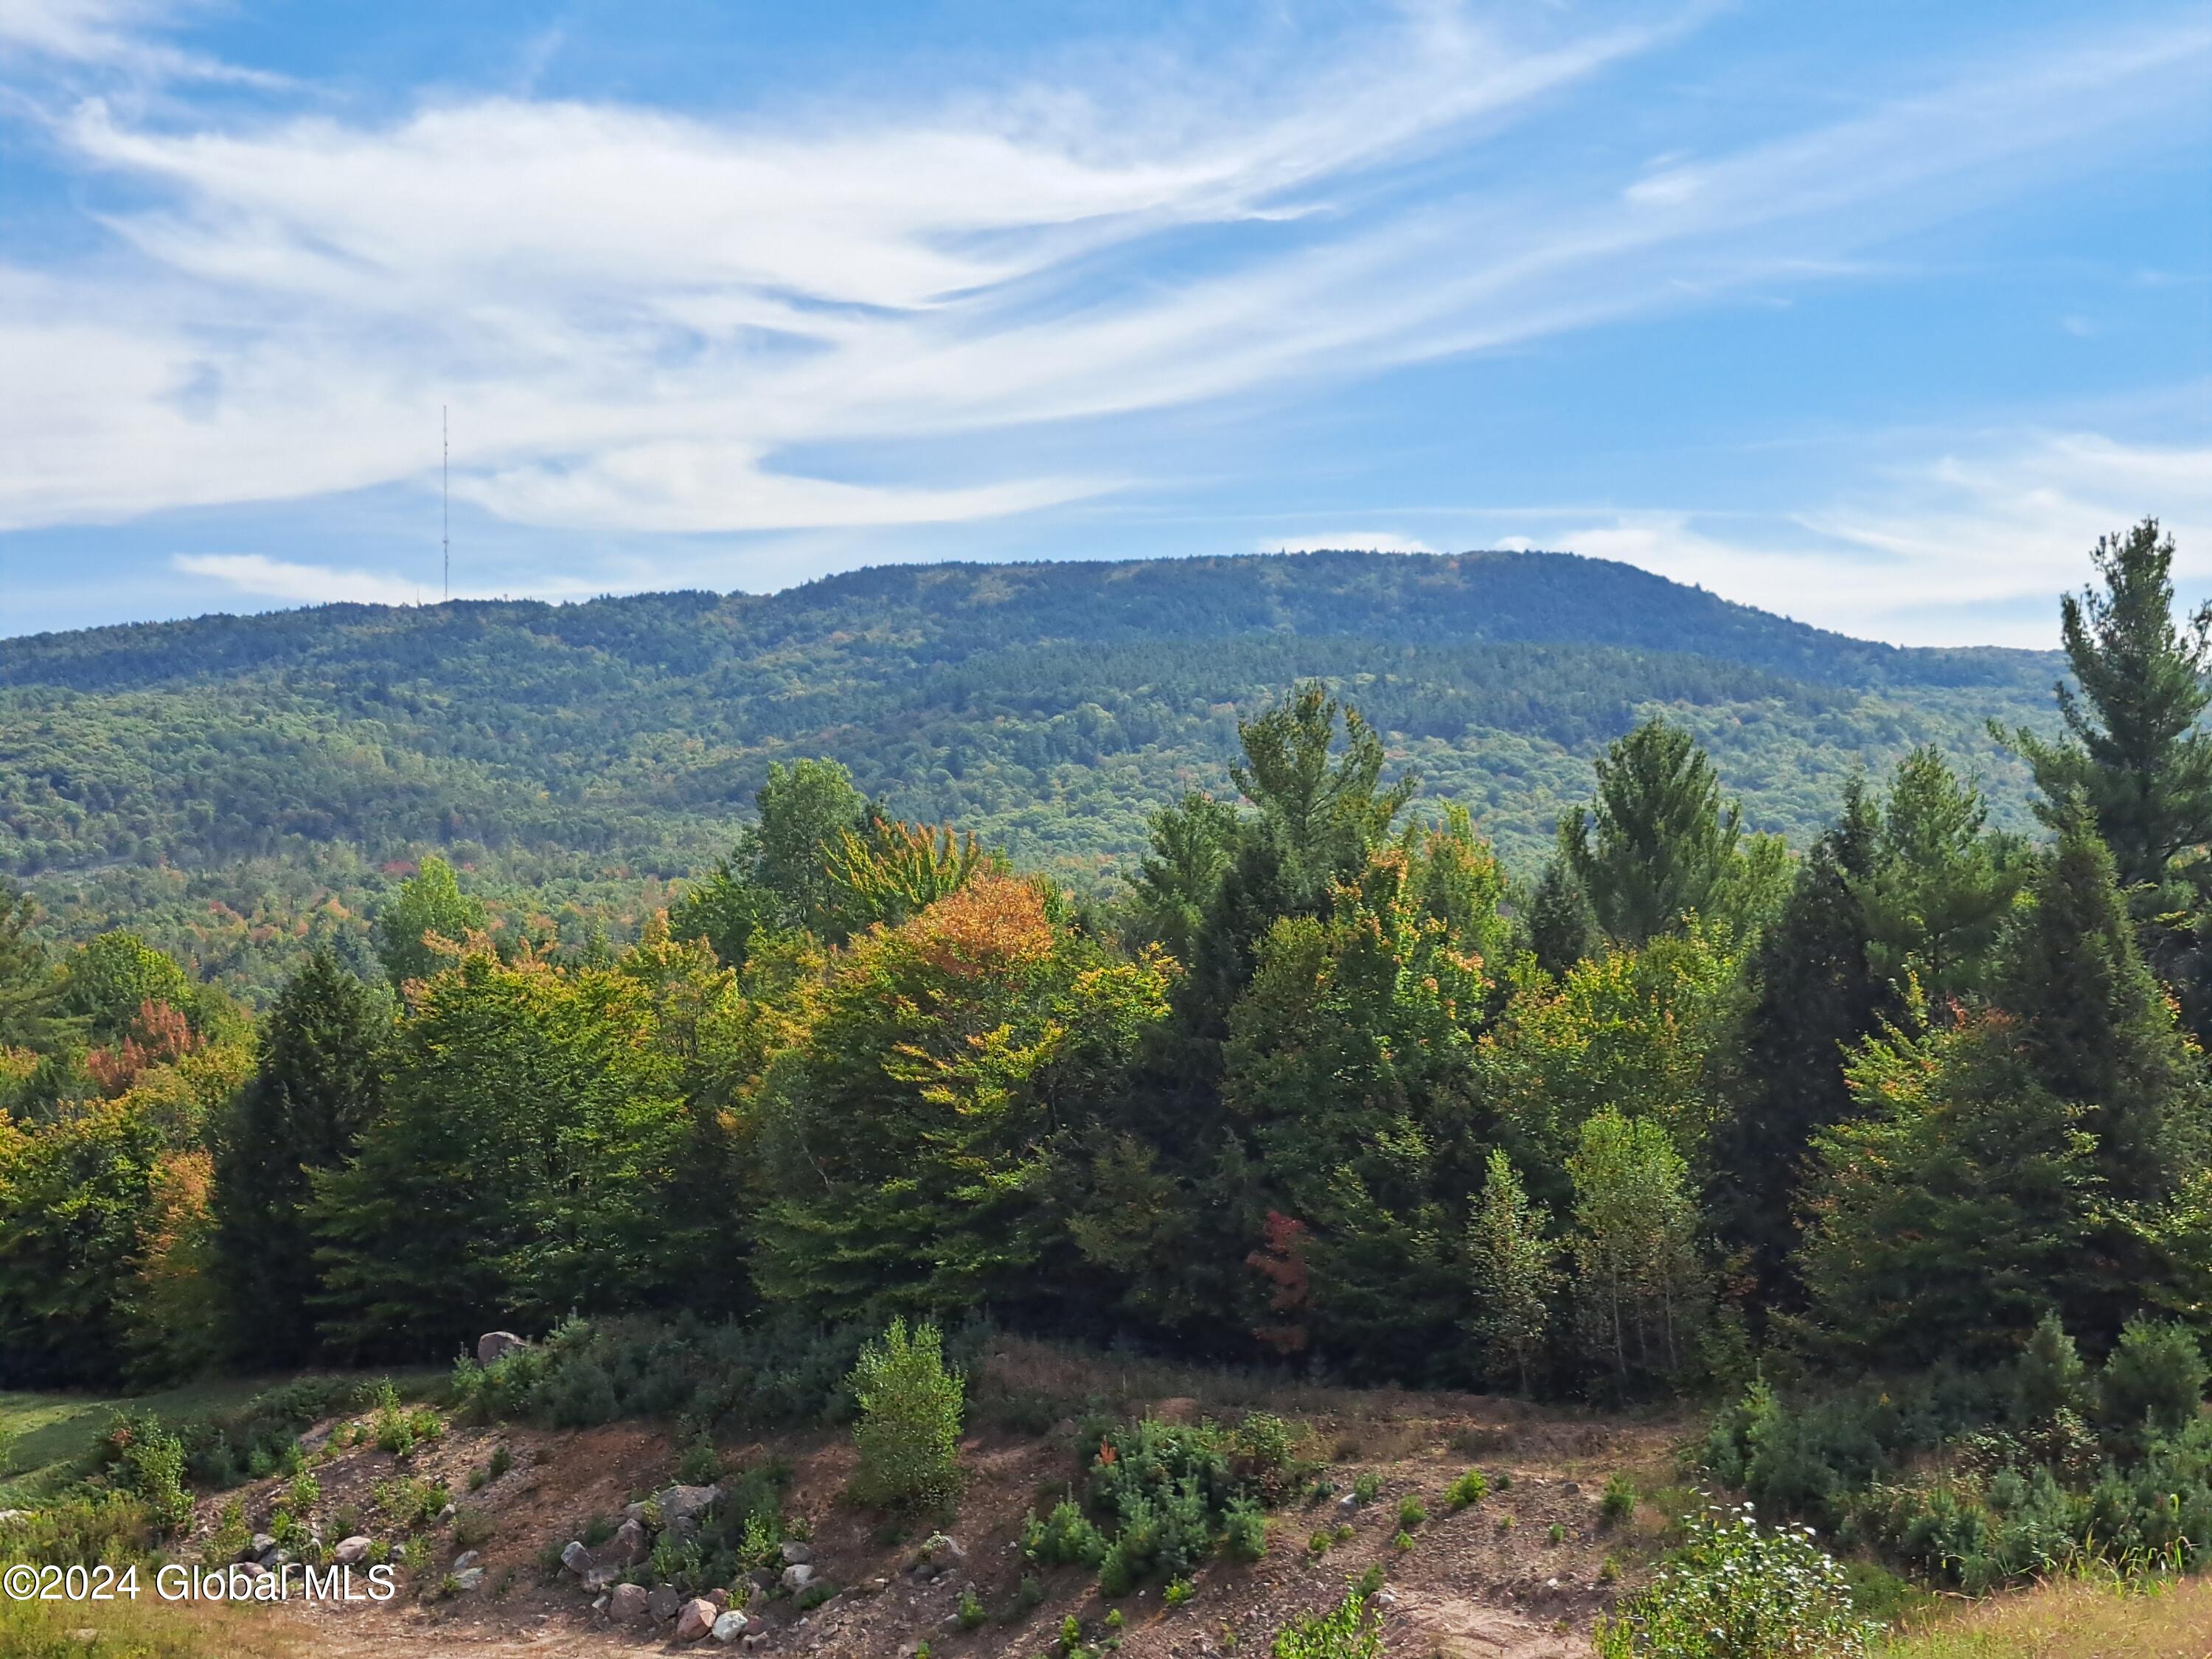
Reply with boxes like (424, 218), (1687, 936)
(647, 1585), (684, 1622)
(331, 1536), (372, 1567)
(780, 1563), (815, 1592)
(778, 1540), (810, 1565)
(610, 1516), (648, 1563)
(249, 1534), (277, 1558)
(560, 1540), (594, 1575)
(655, 1484), (721, 1538)
(451, 1550), (480, 1573)
(437, 1503), (456, 1523)
(235, 1561), (268, 1580)
(712, 1609), (748, 1643)
(453, 1568), (485, 1592)
(919, 1532), (966, 1564)
(582, 1568), (622, 1593)
(476, 1331), (528, 1365)
(609, 1582), (650, 1621)
(262, 1549), (293, 1569)
(676, 1598), (718, 1641)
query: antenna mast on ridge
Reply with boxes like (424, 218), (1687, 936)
(442, 405), (450, 602)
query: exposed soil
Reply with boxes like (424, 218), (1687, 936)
(183, 1342), (1691, 1659)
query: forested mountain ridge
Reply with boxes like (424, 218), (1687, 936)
(1, 549), (2059, 999)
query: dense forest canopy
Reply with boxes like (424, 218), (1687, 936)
(1, 549), (2057, 1003)
(4, 521), (2212, 1606)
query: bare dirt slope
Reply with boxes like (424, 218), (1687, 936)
(190, 1341), (1688, 1659)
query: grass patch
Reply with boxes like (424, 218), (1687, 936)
(1, 1381), (267, 1506)
(0, 1593), (297, 1659)
(1877, 1573), (2212, 1658)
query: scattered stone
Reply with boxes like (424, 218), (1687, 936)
(1338, 1492), (1360, 1510)
(476, 1330), (527, 1365)
(331, 1536), (372, 1567)
(437, 1503), (456, 1522)
(453, 1568), (485, 1593)
(592, 1595), (609, 1613)
(560, 1541), (594, 1576)
(451, 1550), (480, 1573)
(677, 1598), (719, 1641)
(611, 1516), (649, 1563)
(1560, 1482), (1580, 1496)
(711, 1609), (748, 1643)
(249, 1534), (277, 1558)
(582, 1568), (622, 1593)
(610, 1583), (650, 1621)
(262, 1550), (293, 1570)
(748, 1568), (779, 1593)
(741, 1636), (765, 1652)
(917, 1533), (966, 1565)
(656, 1484), (721, 1538)
(780, 1564), (815, 1592)
(647, 1585), (684, 1622)
(706, 1588), (729, 1610)
(235, 1562), (268, 1580)
(778, 1540), (810, 1565)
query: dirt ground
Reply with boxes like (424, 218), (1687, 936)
(182, 1340), (1691, 1659)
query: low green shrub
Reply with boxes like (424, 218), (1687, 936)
(1594, 1503), (1874, 1659)
(1023, 1499), (1107, 1568)
(1443, 1468), (1487, 1512)
(1270, 1580), (1382, 1659)
(1601, 1474), (1635, 1525)
(847, 1318), (964, 1510)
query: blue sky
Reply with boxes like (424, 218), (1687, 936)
(0, 1), (2205, 646)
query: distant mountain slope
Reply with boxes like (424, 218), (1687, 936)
(0, 550), (2062, 999)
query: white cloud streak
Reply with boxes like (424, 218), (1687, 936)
(0, 1), (2205, 594)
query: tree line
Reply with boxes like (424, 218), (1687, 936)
(2, 521), (2208, 1417)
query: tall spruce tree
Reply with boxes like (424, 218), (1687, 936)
(1856, 747), (2023, 1009)
(210, 951), (388, 1366)
(1183, 685), (1413, 1039)
(2006, 521), (2212, 896)
(1996, 808), (2203, 1208)
(1711, 780), (1888, 1298)
(0, 884), (74, 1052)
(1526, 858), (1598, 980)
(1559, 719), (1781, 947)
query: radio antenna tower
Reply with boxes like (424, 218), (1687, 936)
(442, 405), (450, 602)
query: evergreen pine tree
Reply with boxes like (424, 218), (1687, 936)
(1995, 808), (2202, 1208)
(209, 950), (388, 1367)
(1711, 780), (1888, 1298)
(1856, 746), (2023, 1008)
(2004, 520), (2212, 894)
(1526, 858), (1596, 980)
(1559, 719), (1781, 946)
(0, 883), (74, 1051)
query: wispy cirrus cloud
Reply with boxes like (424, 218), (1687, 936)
(172, 552), (429, 607)
(0, 1), (2205, 632)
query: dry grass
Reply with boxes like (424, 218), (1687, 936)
(1879, 1573), (2212, 1659)
(0, 1593), (297, 1659)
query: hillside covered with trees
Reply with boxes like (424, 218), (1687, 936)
(0, 549), (2058, 1003)
(4, 522), (2212, 1624)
